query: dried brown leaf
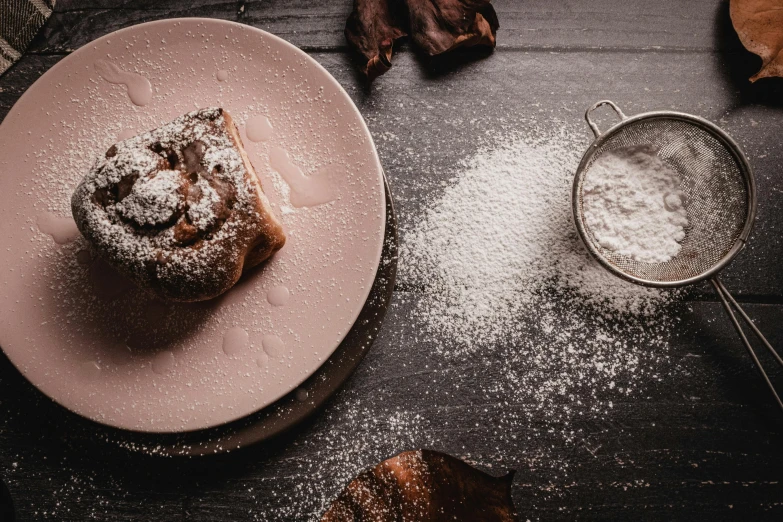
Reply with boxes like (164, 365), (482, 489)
(321, 450), (517, 522)
(345, 0), (498, 81)
(406, 0), (499, 56)
(345, 0), (407, 81)
(730, 0), (783, 81)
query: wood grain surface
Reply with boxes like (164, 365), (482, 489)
(1, 1), (783, 520)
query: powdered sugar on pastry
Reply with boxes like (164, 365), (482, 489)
(71, 107), (286, 302)
(116, 169), (183, 226)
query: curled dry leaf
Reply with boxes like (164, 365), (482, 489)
(406, 0), (500, 56)
(730, 0), (783, 81)
(345, 0), (499, 81)
(321, 450), (517, 521)
(345, 0), (407, 81)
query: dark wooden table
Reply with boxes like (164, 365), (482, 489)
(2, 1), (783, 520)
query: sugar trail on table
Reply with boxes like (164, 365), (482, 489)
(399, 127), (676, 350)
(241, 127), (682, 520)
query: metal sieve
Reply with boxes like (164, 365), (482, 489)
(573, 100), (783, 412)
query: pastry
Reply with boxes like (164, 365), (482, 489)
(72, 108), (286, 302)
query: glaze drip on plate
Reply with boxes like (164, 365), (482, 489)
(94, 59), (153, 106)
(246, 115), (273, 142)
(223, 327), (250, 356)
(269, 147), (336, 208)
(37, 213), (80, 244)
(262, 334), (284, 358)
(267, 285), (290, 306)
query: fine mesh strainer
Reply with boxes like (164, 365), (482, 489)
(573, 100), (783, 412)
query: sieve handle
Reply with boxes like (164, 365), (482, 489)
(711, 277), (783, 413)
(585, 100), (628, 138)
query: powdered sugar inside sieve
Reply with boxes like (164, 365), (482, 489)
(573, 102), (754, 286)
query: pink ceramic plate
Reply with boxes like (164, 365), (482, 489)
(0, 19), (385, 433)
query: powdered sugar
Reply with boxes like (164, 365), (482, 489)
(116, 169), (183, 226)
(391, 126), (679, 461)
(582, 144), (689, 264)
(400, 129), (676, 350)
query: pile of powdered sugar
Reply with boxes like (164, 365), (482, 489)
(399, 128), (677, 350)
(391, 125), (681, 462)
(582, 144), (689, 264)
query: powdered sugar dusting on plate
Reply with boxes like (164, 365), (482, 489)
(0, 20), (385, 433)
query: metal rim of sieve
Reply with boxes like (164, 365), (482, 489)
(572, 100), (757, 288)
